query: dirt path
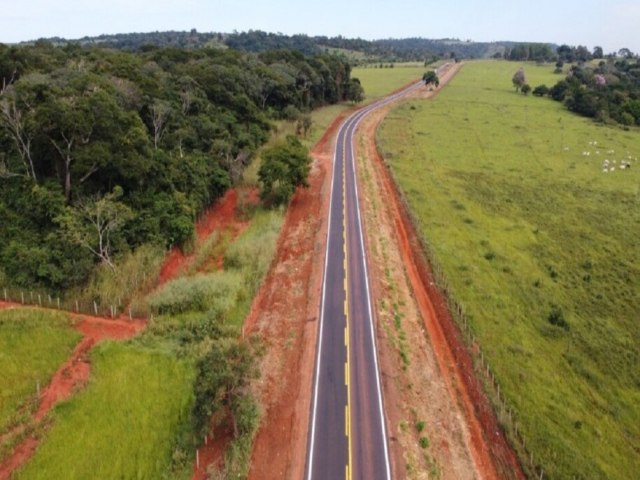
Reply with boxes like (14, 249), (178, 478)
(0, 302), (144, 480)
(353, 63), (524, 479)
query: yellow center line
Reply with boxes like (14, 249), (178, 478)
(343, 135), (353, 480)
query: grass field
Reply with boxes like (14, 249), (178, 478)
(353, 63), (426, 100)
(0, 309), (80, 438)
(378, 60), (640, 479)
(16, 342), (194, 480)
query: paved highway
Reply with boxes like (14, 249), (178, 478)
(305, 77), (428, 480)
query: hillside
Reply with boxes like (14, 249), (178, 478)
(16, 30), (557, 63)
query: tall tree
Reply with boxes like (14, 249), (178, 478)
(512, 68), (526, 92)
(56, 186), (134, 269)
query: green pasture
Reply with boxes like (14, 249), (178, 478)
(16, 342), (194, 480)
(378, 60), (640, 479)
(0, 309), (80, 439)
(353, 63), (426, 100)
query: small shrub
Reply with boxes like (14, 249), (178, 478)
(484, 251), (496, 261)
(548, 304), (570, 331)
(533, 84), (550, 97)
(416, 420), (426, 433)
(419, 436), (430, 449)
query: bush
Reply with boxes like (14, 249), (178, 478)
(548, 304), (570, 331)
(148, 271), (244, 315)
(533, 84), (550, 97)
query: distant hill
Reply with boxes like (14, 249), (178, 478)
(18, 30), (557, 63)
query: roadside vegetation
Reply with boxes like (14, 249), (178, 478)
(0, 309), (80, 459)
(14, 342), (195, 480)
(379, 60), (639, 479)
(1, 41), (431, 479)
(0, 42), (359, 295)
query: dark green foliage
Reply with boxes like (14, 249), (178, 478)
(542, 59), (640, 125)
(258, 136), (312, 205)
(25, 30), (561, 64)
(192, 335), (262, 438)
(504, 43), (555, 62)
(532, 84), (549, 96)
(548, 304), (569, 331)
(521, 83), (532, 96)
(422, 70), (440, 87)
(0, 42), (353, 290)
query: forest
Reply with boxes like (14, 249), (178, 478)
(547, 59), (640, 126)
(20, 29), (550, 63)
(0, 41), (361, 292)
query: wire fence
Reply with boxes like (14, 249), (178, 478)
(1, 285), (148, 321)
(381, 155), (545, 479)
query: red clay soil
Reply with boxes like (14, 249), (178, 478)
(1, 186), (257, 480)
(237, 112), (351, 480)
(157, 188), (258, 285)
(358, 71), (525, 478)
(0, 302), (145, 480)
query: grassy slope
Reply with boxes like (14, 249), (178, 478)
(16, 342), (194, 480)
(353, 63), (426, 100)
(0, 309), (80, 435)
(378, 60), (640, 479)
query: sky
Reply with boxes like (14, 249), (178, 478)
(1, 0), (639, 54)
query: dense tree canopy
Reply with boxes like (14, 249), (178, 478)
(539, 59), (640, 125)
(0, 42), (358, 291)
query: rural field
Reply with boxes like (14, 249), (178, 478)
(0, 309), (80, 450)
(353, 63), (427, 100)
(378, 60), (639, 479)
(14, 342), (195, 480)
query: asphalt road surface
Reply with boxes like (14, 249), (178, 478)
(305, 77), (427, 480)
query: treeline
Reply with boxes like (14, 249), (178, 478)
(0, 42), (360, 291)
(22, 29), (557, 62)
(546, 59), (640, 125)
(502, 43), (556, 62)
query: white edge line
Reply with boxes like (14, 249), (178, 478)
(307, 79), (424, 479)
(347, 81), (421, 480)
(306, 115), (350, 480)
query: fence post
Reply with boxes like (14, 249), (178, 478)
(196, 450), (200, 469)
(75, 300), (79, 312)
(3, 288), (6, 301)
(57, 297), (60, 309)
(21, 291), (24, 304)
(128, 307), (132, 321)
(48, 294), (51, 305)
(93, 301), (98, 316)
(38, 294), (41, 306)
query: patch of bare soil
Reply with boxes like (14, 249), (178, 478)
(157, 187), (258, 286)
(353, 63), (524, 479)
(238, 112), (352, 480)
(0, 303), (145, 480)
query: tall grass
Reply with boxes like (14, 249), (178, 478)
(76, 243), (166, 313)
(379, 60), (640, 479)
(148, 271), (244, 317)
(15, 342), (195, 480)
(0, 309), (80, 440)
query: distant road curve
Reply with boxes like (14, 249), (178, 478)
(306, 63), (452, 480)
